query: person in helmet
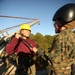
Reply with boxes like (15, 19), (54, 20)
(49, 3), (75, 75)
(5, 23), (38, 75)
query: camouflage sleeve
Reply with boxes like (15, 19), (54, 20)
(49, 30), (75, 61)
(49, 35), (62, 60)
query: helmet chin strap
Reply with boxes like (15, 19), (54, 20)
(20, 33), (29, 39)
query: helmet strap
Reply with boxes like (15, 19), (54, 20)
(21, 33), (29, 39)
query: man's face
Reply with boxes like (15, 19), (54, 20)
(20, 29), (31, 37)
(54, 20), (61, 33)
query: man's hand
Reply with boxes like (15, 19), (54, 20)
(30, 47), (38, 53)
(15, 33), (22, 39)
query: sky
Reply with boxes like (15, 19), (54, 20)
(0, 0), (75, 36)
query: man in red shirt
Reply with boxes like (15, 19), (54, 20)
(6, 23), (38, 75)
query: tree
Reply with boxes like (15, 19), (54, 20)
(30, 32), (55, 53)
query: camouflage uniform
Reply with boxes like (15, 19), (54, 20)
(49, 29), (75, 75)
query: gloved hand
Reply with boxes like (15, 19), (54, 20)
(36, 50), (44, 57)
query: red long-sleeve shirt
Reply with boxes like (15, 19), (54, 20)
(5, 37), (37, 57)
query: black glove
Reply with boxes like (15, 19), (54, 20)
(36, 50), (44, 57)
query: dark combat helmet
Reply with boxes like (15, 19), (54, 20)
(53, 3), (75, 25)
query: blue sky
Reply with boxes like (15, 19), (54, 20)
(0, 0), (75, 36)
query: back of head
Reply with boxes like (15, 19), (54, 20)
(64, 20), (75, 29)
(53, 3), (75, 26)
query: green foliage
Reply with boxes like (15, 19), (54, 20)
(30, 32), (55, 52)
(30, 33), (35, 40)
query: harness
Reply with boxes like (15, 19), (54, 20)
(15, 38), (35, 75)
